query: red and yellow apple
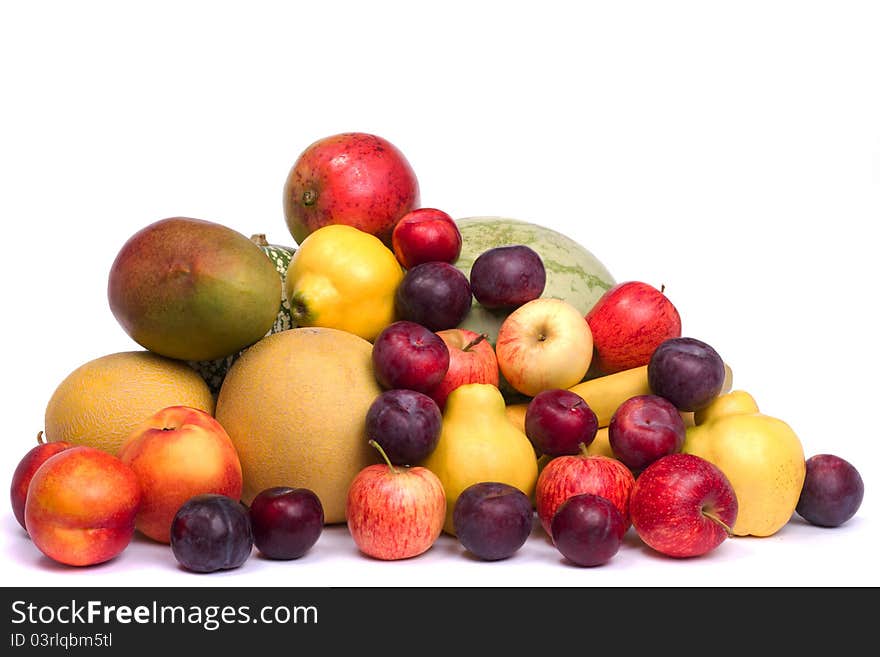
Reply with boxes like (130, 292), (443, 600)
(535, 449), (636, 537)
(346, 441), (446, 560)
(586, 281), (682, 375)
(117, 405), (243, 544)
(24, 446), (142, 566)
(10, 432), (72, 531)
(495, 298), (594, 397)
(431, 329), (499, 409)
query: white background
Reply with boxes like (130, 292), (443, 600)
(1, 1), (877, 588)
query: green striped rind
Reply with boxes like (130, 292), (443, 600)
(188, 236), (297, 395)
(454, 216), (615, 346)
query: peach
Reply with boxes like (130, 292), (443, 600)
(10, 432), (72, 531)
(24, 446), (142, 566)
(117, 405), (243, 543)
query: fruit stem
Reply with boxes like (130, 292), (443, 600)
(36, 430), (45, 445)
(463, 333), (488, 352)
(302, 189), (318, 206)
(578, 442), (590, 457)
(250, 233), (269, 247)
(369, 439), (399, 474)
(702, 508), (734, 536)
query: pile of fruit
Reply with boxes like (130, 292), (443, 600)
(11, 132), (864, 572)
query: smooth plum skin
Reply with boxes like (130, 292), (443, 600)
(366, 389), (443, 465)
(796, 454), (864, 528)
(525, 389), (598, 457)
(170, 494), (253, 573)
(453, 482), (534, 561)
(608, 394), (686, 472)
(372, 320), (450, 393)
(395, 262), (473, 331)
(469, 245), (546, 309)
(648, 337), (725, 412)
(249, 487), (324, 560)
(551, 493), (626, 567)
(392, 208), (462, 269)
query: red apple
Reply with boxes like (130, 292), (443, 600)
(282, 132), (420, 246)
(117, 405), (243, 544)
(496, 298), (594, 397)
(346, 441), (446, 560)
(535, 447), (636, 537)
(392, 208), (462, 269)
(24, 446), (142, 566)
(10, 432), (72, 531)
(630, 453), (738, 558)
(431, 329), (499, 409)
(586, 281), (682, 375)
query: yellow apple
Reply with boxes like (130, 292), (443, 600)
(682, 391), (806, 537)
(495, 298), (593, 397)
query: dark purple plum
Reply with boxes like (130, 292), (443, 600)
(170, 494), (253, 573)
(469, 245), (546, 309)
(648, 337), (725, 411)
(453, 482), (533, 561)
(796, 454), (864, 528)
(609, 394), (686, 472)
(365, 389), (442, 465)
(371, 320), (450, 393)
(249, 487), (324, 560)
(395, 261), (472, 331)
(525, 389), (598, 457)
(551, 493), (626, 567)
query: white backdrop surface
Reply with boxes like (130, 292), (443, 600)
(1, 1), (877, 587)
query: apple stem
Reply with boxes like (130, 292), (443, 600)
(578, 442), (590, 457)
(369, 439), (399, 474)
(36, 430), (45, 445)
(702, 508), (734, 536)
(660, 284), (666, 294)
(463, 333), (488, 352)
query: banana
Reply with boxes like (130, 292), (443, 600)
(506, 362), (734, 430)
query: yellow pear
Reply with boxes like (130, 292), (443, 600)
(682, 391), (806, 537)
(421, 383), (538, 535)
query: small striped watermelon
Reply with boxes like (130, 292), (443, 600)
(188, 234), (296, 395)
(454, 216), (615, 346)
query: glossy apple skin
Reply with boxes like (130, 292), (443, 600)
(117, 405), (243, 544)
(608, 394), (686, 472)
(431, 329), (499, 409)
(282, 132), (420, 246)
(796, 454), (864, 528)
(346, 463), (446, 560)
(392, 208), (462, 269)
(24, 446), (142, 567)
(525, 389), (598, 457)
(551, 493), (626, 567)
(585, 281), (682, 375)
(371, 320), (451, 393)
(496, 298), (594, 397)
(249, 487), (324, 560)
(629, 453), (738, 558)
(10, 433), (72, 531)
(535, 452), (636, 537)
